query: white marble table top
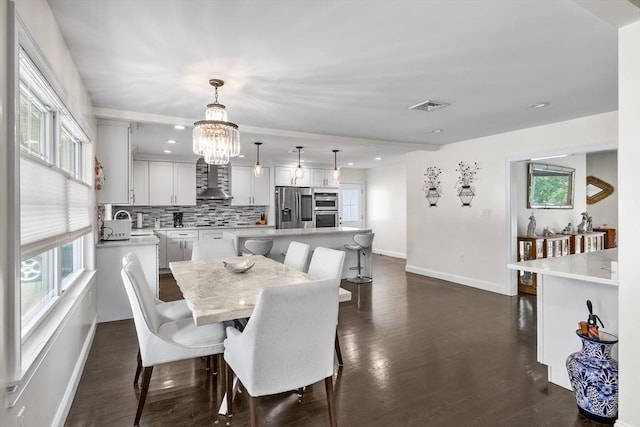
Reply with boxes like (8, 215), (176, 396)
(507, 248), (618, 286)
(169, 255), (315, 325)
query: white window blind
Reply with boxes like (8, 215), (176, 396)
(20, 156), (91, 259)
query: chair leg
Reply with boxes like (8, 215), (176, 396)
(134, 348), (142, 386)
(226, 362), (234, 417)
(205, 355), (211, 372)
(135, 366), (153, 427)
(249, 395), (258, 427)
(212, 354), (219, 375)
(324, 376), (337, 427)
(335, 330), (344, 366)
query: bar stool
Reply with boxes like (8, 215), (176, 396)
(344, 233), (374, 284)
(244, 239), (274, 256)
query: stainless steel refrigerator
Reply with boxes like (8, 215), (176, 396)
(275, 186), (314, 229)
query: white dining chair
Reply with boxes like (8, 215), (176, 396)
(307, 247), (349, 366)
(283, 241), (311, 272)
(244, 239), (274, 256)
(121, 253), (196, 384)
(191, 239), (237, 260)
(121, 260), (226, 427)
(224, 278), (339, 427)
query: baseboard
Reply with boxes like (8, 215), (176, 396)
(372, 249), (406, 259)
(614, 421), (633, 427)
(405, 264), (508, 295)
(53, 317), (97, 427)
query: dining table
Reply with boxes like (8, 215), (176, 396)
(169, 254), (318, 415)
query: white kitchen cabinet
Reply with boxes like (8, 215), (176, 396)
(166, 229), (198, 262)
(148, 161), (196, 206)
(274, 166), (310, 187)
(96, 121), (132, 204)
(132, 160), (149, 205)
(231, 165), (271, 205)
(310, 168), (339, 188)
(155, 230), (167, 268)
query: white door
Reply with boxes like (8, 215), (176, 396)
(339, 183), (363, 228)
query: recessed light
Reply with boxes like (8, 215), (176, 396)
(530, 102), (550, 108)
(174, 125), (185, 130)
(431, 129), (444, 133)
(348, 162), (354, 166)
(163, 149), (172, 154)
(375, 157), (382, 161)
(238, 154), (245, 158)
(167, 139), (177, 144)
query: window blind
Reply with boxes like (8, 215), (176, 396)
(20, 156), (91, 259)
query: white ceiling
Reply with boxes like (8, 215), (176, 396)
(47, 0), (618, 169)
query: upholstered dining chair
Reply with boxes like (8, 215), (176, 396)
(191, 239), (237, 260)
(283, 241), (311, 272)
(121, 260), (226, 427)
(244, 239), (274, 256)
(224, 279), (339, 427)
(307, 247), (349, 366)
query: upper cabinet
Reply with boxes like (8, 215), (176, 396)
(132, 160), (149, 206)
(148, 161), (196, 206)
(96, 122), (131, 204)
(310, 168), (339, 188)
(274, 166), (311, 187)
(231, 166), (270, 206)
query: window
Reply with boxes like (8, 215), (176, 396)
(18, 50), (92, 337)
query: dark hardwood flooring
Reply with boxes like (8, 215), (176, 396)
(65, 255), (608, 426)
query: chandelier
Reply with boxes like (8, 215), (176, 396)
(332, 149), (340, 181)
(295, 146), (304, 179)
(192, 79), (240, 165)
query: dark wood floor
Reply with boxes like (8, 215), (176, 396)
(65, 255), (608, 426)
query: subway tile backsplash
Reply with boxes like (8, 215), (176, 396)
(111, 160), (266, 228)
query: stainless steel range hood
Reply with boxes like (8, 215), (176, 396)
(197, 165), (232, 200)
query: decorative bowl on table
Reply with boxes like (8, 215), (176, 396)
(223, 260), (255, 274)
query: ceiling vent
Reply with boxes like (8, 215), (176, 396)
(409, 100), (449, 112)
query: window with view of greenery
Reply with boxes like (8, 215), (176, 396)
(527, 163), (575, 209)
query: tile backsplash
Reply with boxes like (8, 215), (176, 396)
(110, 160), (266, 228)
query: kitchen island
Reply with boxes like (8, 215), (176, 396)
(224, 227), (373, 279)
(508, 249), (618, 390)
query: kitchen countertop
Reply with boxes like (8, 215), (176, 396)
(225, 226), (372, 238)
(150, 224), (274, 232)
(507, 248), (618, 286)
(97, 235), (159, 248)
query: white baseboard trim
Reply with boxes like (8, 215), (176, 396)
(372, 249), (406, 259)
(53, 317), (97, 427)
(614, 421), (633, 427)
(405, 264), (509, 295)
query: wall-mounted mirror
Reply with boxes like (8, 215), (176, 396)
(527, 163), (575, 209)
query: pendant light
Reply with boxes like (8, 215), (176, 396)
(332, 149), (340, 182)
(253, 142), (263, 177)
(192, 78), (240, 165)
(295, 146), (304, 179)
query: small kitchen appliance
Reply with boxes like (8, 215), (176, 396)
(173, 212), (184, 228)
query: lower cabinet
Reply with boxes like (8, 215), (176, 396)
(166, 230), (198, 263)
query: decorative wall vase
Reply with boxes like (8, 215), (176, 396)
(566, 330), (618, 423)
(423, 166), (442, 207)
(455, 161), (479, 207)
(457, 185), (474, 206)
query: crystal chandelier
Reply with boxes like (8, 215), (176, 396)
(192, 79), (240, 165)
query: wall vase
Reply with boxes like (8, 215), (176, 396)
(565, 330), (618, 423)
(425, 187), (440, 207)
(457, 185), (475, 206)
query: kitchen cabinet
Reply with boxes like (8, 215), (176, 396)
(311, 168), (339, 188)
(155, 230), (167, 268)
(231, 165), (270, 205)
(274, 166), (310, 187)
(149, 161), (196, 206)
(132, 160), (149, 205)
(166, 229), (198, 262)
(517, 235), (571, 295)
(96, 121), (132, 204)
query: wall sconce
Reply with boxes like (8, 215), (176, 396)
(423, 166), (442, 207)
(455, 161), (479, 207)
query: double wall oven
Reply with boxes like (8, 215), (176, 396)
(313, 190), (339, 228)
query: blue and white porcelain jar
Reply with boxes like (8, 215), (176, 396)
(566, 330), (618, 423)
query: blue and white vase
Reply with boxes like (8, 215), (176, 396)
(566, 330), (618, 423)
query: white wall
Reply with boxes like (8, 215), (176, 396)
(339, 168), (366, 184)
(617, 19), (640, 427)
(515, 155), (587, 236)
(365, 162), (406, 259)
(586, 151), (618, 231)
(406, 111), (617, 295)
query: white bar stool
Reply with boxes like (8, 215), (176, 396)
(244, 239), (274, 256)
(344, 233), (374, 284)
